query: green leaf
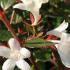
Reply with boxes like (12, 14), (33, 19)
(0, 30), (12, 41)
(53, 17), (63, 28)
(33, 49), (52, 62)
(37, 61), (46, 70)
(0, 0), (16, 10)
(25, 38), (54, 48)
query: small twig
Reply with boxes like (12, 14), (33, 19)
(10, 10), (15, 24)
(22, 20), (30, 37)
(2, 16), (20, 42)
(29, 54), (40, 70)
(33, 26), (37, 36)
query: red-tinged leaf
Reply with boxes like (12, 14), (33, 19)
(0, 6), (4, 19)
(30, 13), (41, 24)
(16, 0), (20, 2)
(38, 15), (41, 22)
(46, 35), (58, 40)
(18, 28), (27, 35)
(46, 35), (58, 51)
(0, 7), (8, 24)
(30, 13), (34, 24)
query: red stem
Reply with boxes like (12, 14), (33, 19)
(0, 8), (20, 43)
(29, 55), (40, 70)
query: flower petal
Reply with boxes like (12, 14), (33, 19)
(8, 38), (21, 50)
(13, 1), (34, 11)
(60, 33), (68, 43)
(56, 45), (70, 68)
(47, 31), (63, 38)
(0, 46), (10, 58)
(20, 48), (31, 58)
(13, 3), (26, 10)
(2, 59), (15, 70)
(42, 0), (49, 3)
(55, 35), (70, 68)
(31, 11), (39, 26)
(54, 20), (68, 32)
(47, 20), (68, 37)
(16, 59), (31, 70)
(48, 40), (60, 44)
(21, 0), (24, 2)
(55, 44), (70, 68)
(61, 58), (70, 68)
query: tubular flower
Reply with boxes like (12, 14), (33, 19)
(47, 20), (70, 68)
(13, 0), (49, 26)
(55, 33), (70, 68)
(0, 38), (31, 70)
(49, 33), (70, 68)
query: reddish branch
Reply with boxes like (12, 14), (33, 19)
(29, 55), (40, 70)
(0, 6), (20, 42)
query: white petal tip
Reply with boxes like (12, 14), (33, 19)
(31, 24), (37, 26)
(13, 3), (25, 10)
(47, 20), (69, 37)
(43, 0), (49, 3)
(8, 38), (15, 44)
(16, 60), (31, 70)
(31, 22), (38, 26)
(8, 38), (21, 50)
(20, 48), (31, 58)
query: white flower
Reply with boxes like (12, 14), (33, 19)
(0, 38), (31, 70)
(47, 20), (70, 68)
(13, 0), (49, 26)
(47, 20), (68, 37)
(53, 33), (70, 68)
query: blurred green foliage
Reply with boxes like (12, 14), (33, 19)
(0, 0), (70, 70)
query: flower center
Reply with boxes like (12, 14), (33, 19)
(10, 50), (23, 60)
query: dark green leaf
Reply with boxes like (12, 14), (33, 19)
(37, 61), (46, 70)
(0, 30), (12, 41)
(33, 49), (52, 62)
